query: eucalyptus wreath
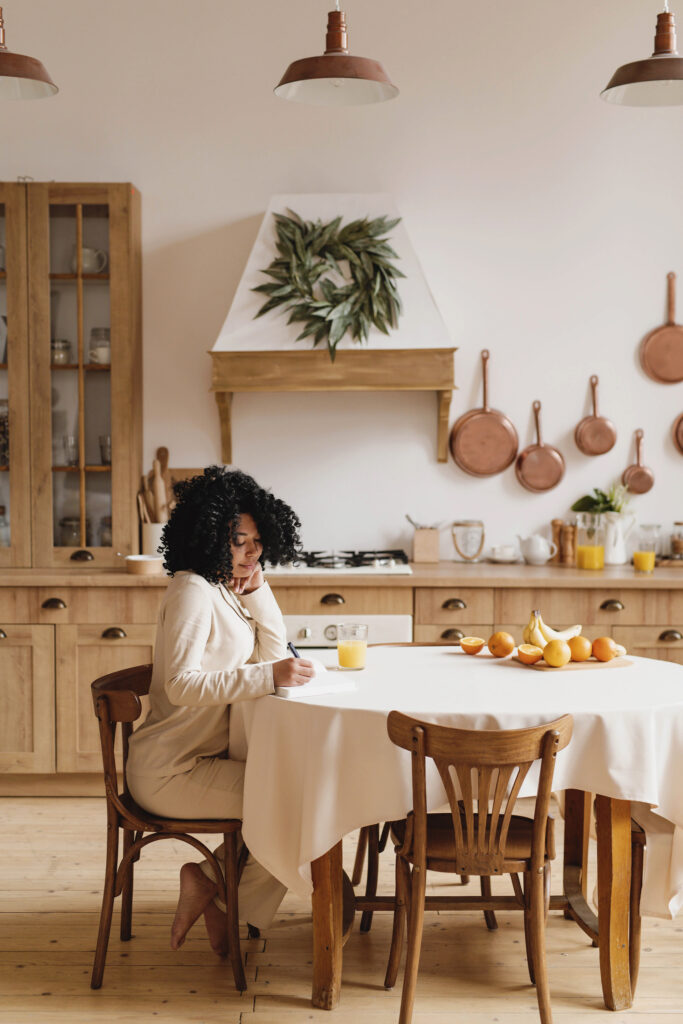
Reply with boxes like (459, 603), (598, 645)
(252, 209), (405, 360)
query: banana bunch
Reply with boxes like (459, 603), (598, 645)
(522, 610), (581, 649)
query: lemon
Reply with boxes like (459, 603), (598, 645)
(542, 639), (571, 668)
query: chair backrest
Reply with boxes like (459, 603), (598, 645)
(387, 711), (573, 876)
(91, 664), (153, 803)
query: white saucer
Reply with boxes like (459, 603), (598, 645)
(487, 555), (523, 564)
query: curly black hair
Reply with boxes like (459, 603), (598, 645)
(160, 466), (301, 585)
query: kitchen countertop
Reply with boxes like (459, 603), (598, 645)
(1, 562), (682, 588)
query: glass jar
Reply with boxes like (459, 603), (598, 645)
(99, 515), (112, 547)
(671, 522), (683, 558)
(50, 338), (71, 365)
(451, 520), (486, 562)
(575, 512), (605, 570)
(0, 398), (8, 466)
(59, 516), (91, 547)
(0, 504), (9, 547)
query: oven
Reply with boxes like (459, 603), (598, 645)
(283, 613), (413, 648)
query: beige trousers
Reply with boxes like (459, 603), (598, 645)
(127, 757), (286, 930)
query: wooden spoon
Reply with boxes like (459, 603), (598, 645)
(622, 429), (654, 494)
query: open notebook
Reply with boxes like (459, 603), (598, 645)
(274, 658), (357, 699)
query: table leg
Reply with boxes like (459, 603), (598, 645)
(595, 795), (632, 1011)
(311, 841), (343, 1010)
(563, 789), (598, 941)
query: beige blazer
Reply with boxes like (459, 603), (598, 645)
(127, 571), (287, 779)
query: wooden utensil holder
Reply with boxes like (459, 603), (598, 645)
(412, 528), (440, 563)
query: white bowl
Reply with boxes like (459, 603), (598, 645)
(125, 554), (164, 576)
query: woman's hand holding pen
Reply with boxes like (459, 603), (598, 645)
(273, 657), (315, 687)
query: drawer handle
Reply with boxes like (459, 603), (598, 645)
(659, 629), (682, 642)
(441, 628), (464, 642)
(442, 598), (467, 611)
(321, 593), (345, 606)
(42, 597), (67, 610)
(600, 599), (624, 611)
(102, 627), (127, 640)
(0, 628), (6, 639)
(70, 549), (94, 562)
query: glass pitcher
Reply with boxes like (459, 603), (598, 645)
(451, 520), (485, 562)
(575, 512), (605, 570)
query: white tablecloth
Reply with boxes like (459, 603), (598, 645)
(233, 647), (683, 918)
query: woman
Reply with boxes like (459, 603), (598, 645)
(126, 466), (314, 953)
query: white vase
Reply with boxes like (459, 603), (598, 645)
(603, 511), (636, 565)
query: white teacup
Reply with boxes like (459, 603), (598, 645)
(71, 246), (107, 273)
(491, 544), (518, 561)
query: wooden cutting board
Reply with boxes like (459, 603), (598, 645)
(514, 656), (633, 672)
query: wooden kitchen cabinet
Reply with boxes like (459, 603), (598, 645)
(56, 623), (155, 772)
(271, 586), (411, 615)
(0, 625), (55, 772)
(613, 625), (683, 665)
(415, 587), (494, 625)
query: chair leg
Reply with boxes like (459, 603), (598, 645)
(528, 867), (553, 1024)
(378, 821), (391, 852)
(481, 876), (498, 930)
(224, 832), (247, 992)
(360, 824), (380, 932)
(91, 823), (119, 989)
(543, 862), (551, 923)
(385, 853), (409, 989)
(352, 825), (370, 886)
(523, 870), (536, 986)
(119, 828), (135, 942)
(398, 861), (427, 1024)
(630, 838), (644, 997)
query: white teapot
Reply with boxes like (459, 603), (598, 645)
(517, 534), (557, 566)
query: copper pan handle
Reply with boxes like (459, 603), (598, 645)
(533, 400), (543, 445)
(590, 375), (599, 416)
(481, 349), (490, 411)
(636, 428), (644, 467)
(667, 271), (676, 325)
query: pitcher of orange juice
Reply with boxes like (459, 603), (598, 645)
(575, 513), (605, 570)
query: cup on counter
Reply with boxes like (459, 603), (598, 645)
(633, 525), (659, 573)
(337, 623), (368, 670)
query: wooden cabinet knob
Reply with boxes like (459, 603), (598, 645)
(659, 629), (682, 642)
(42, 597), (67, 610)
(102, 627), (127, 639)
(440, 628), (464, 642)
(321, 593), (345, 606)
(442, 598), (467, 611)
(0, 628), (6, 639)
(70, 549), (94, 562)
(599, 599), (624, 611)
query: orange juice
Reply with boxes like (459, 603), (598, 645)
(337, 640), (367, 670)
(633, 550), (655, 572)
(576, 544), (604, 570)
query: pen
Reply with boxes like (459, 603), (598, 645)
(288, 641), (301, 659)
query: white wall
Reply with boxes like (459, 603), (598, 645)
(2, 0), (682, 555)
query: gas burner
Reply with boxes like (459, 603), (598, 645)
(298, 549), (410, 569)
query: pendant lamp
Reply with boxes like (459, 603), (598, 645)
(601, 2), (683, 106)
(274, 2), (398, 106)
(0, 5), (57, 99)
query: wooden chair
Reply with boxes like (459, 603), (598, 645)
(383, 710), (573, 1024)
(90, 664), (247, 992)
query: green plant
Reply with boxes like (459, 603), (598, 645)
(571, 483), (630, 514)
(252, 210), (405, 360)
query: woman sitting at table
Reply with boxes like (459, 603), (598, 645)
(127, 466), (314, 953)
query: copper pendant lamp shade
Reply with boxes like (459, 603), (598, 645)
(0, 6), (57, 99)
(274, 8), (398, 106)
(602, 8), (683, 106)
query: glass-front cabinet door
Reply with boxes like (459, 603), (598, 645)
(28, 183), (141, 567)
(0, 183), (31, 567)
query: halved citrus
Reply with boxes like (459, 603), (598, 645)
(488, 631), (515, 658)
(460, 636), (485, 655)
(568, 635), (592, 662)
(542, 639), (571, 668)
(517, 643), (543, 665)
(592, 636), (618, 662)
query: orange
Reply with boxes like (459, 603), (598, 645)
(592, 636), (618, 662)
(460, 636), (485, 655)
(542, 639), (571, 668)
(517, 643), (543, 665)
(488, 631), (515, 658)
(568, 635), (592, 662)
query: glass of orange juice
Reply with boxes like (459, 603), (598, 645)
(337, 623), (368, 670)
(633, 525), (659, 573)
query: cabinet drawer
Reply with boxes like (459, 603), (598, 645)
(495, 588), (683, 626)
(613, 625), (683, 664)
(414, 624), (492, 644)
(415, 588), (494, 625)
(37, 587), (163, 624)
(270, 587), (411, 615)
(0, 588), (39, 622)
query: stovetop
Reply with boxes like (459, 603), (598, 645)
(266, 549), (413, 575)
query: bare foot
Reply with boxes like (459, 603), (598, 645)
(170, 863), (218, 950)
(203, 900), (229, 957)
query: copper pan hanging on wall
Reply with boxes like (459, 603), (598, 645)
(449, 349), (518, 476)
(622, 429), (655, 494)
(640, 272), (683, 383)
(672, 412), (683, 455)
(515, 400), (565, 492)
(574, 375), (617, 455)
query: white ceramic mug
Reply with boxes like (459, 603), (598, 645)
(71, 246), (107, 273)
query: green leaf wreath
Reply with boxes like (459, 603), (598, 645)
(252, 209), (405, 360)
